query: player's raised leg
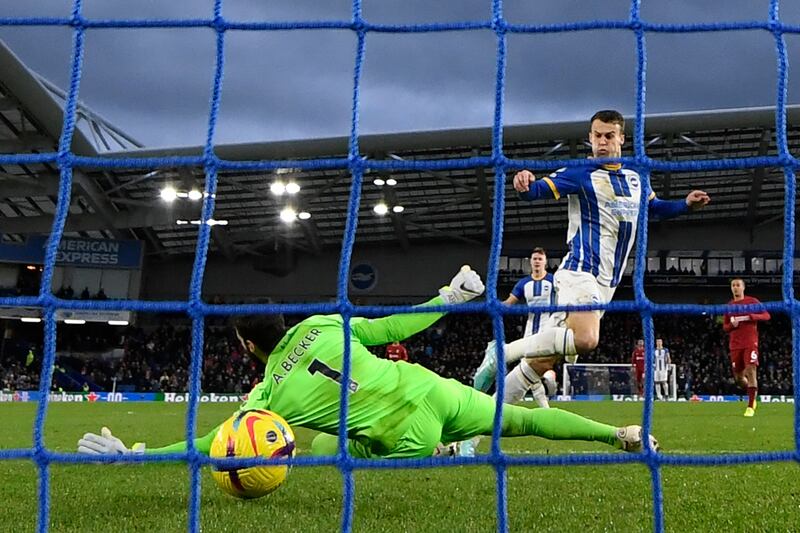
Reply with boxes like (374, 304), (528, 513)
(472, 339), (500, 393)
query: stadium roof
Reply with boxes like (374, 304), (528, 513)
(1, 38), (798, 261)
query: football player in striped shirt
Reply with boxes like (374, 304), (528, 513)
(473, 247), (557, 407)
(654, 338), (671, 400)
(479, 110), (710, 397)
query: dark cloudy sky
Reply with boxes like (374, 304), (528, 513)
(1, 0), (799, 148)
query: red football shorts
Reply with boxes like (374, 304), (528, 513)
(730, 344), (759, 371)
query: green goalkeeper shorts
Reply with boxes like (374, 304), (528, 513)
(311, 377), (501, 459)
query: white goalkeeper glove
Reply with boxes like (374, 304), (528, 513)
(439, 265), (485, 304)
(77, 427), (145, 455)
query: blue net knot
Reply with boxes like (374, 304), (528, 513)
(187, 300), (205, 319)
(56, 152), (73, 168)
(336, 300), (353, 317)
(634, 154), (650, 168)
(488, 452), (508, 468)
(212, 16), (227, 34)
(68, 15), (85, 29)
(337, 452), (355, 473)
(348, 153), (366, 170)
(33, 447), (51, 467)
(486, 297), (504, 315)
(351, 18), (367, 33)
(203, 153), (220, 171)
(767, 20), (782, 33)
(187, 449), (203, 468)
(491, 154), (507, 169)
(491, 17), (508, 35)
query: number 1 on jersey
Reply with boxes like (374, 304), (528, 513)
(308, 359), (359, 393)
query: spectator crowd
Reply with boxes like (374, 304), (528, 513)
(1, 311), (795, 397)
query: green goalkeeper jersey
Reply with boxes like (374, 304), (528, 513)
(240, 297), (446, 455)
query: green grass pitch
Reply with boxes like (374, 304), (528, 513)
(1, 401), (798, 532)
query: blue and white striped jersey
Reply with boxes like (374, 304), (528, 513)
(538, 163), (653, 288)
(510, 273), (555, 337)
(654, 348), (670, 373)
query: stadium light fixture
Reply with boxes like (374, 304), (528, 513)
(392, 205), (405, 213)
(373, 178), (385, 186)
(188, 189), (203, 201)
(285, 182), (301, 195)
(373, 203), (389, 215)
(186, 219), (228, 226)
(26, 265), (37, 271)
(298, 211), (311, 220)
(270, 182), (286, 196)
(64, 319), (86, 325)
(280, 207), (297, 223)
(108, 320), (129, 326)
(176, 219), (189, 225)
(160, 186), (178, 202)
(386, 178), (397, 186)
(20, 317), (41, 323)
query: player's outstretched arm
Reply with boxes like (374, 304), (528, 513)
(648, 190), (710, 221)
(77, 425), (220, 456)
(351, 266), (484, 346)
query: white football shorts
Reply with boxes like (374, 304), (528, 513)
(551, 269), (617, 321)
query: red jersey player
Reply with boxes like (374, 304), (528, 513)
(631, 339), (645, 395)
(722, 278), (770, 417)
(385, 340), (409, 362)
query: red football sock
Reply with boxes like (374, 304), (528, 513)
(747, 387), (757, 408)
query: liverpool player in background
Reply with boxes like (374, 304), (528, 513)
(723, 278), (770, 417)
(631, 339), (645, 396)
(386, 340), (409, 362)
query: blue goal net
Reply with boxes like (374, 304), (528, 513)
(0, 1), (798, 532)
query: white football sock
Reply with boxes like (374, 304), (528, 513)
(504, 327), (576, 364)
(502, 364), (532, 404)
(501, 363), (551, 408)
(520, 363), (550, 408)
(657, 382), (668, 400)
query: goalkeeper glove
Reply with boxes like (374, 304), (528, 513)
(439, 265), (485, 304)
(77, 427), (146, 455)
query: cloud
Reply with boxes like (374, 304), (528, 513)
(1, 0), (798, 148)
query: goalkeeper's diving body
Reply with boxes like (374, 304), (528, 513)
(78, 266), (657, 459)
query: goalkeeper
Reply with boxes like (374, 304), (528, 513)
(78, 266), (657, 459)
